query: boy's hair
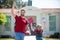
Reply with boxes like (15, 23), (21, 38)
(36, 24), (42, 27)
(36, 24), (42, 28)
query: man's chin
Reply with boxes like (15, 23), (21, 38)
(21, 14), (24, 16)
(22, 15), (24, 16)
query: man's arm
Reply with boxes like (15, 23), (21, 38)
(11, 2), (16, 18)
(30, 23), (35, 31)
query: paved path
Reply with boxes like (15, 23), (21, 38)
(24, 36), (36, 40)
(24, 36), (45, 40)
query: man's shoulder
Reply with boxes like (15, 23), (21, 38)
(25, 18), (28, 20)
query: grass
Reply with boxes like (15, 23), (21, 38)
(0, 38), (60, 40)
(45, 38), (60, 40)
(0, 38), (14, 40)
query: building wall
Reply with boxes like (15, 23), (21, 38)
(3, 12), (60, 37)
(0, 8), (60, 37)
(56, 13), (60, 33)
(25, 10), (60, 37)
(1, 13), (15, 37)
(43, 13), (60, 37)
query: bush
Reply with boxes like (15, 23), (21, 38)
(0, 12), (7, 25)
(0, 35), (11, 38)
(49, 32), (60, 38)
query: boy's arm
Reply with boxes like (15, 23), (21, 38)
(42, 25), (46, 30)
(43, 21), (46, 30)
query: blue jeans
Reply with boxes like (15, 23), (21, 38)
(15, 32), (25, 40)
(36, 37), (43, 40)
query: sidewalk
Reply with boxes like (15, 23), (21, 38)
(25, 36), (45, 40)
(24, 36), (36, 40)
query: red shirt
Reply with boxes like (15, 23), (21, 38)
(15, 15), (28, 33)
(34, 29), (43, 37)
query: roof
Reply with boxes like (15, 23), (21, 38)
(0, 6), (60, 13)
(40, 8), (60, 13)
(0, 9), (18, 13)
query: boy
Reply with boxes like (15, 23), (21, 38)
(31, 24), (43, 40)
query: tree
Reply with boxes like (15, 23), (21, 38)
(0, 0), (14, 8)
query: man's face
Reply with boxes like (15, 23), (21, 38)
(21, 10), (25, 16)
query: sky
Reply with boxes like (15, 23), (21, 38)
(22, 0), (28, 2)
(22, 0), (60, 8)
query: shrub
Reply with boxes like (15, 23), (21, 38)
(0, 12), (7, 25)
(49, 32), (60, 38)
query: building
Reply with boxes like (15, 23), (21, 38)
(18, 6), (60, 37)
(0, 6), (60, 37)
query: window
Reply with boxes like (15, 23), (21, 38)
(4, 16), (11, 31)
(28, 0), (32, 6)
(49, 15), (56, 31)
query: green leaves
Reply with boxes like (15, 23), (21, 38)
(0, 0), (14, 8)
(0, 12), (7, 25)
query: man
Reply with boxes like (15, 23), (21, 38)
(11, 2), (30, 40)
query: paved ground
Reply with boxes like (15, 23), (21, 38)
(24, 36), (35, 40)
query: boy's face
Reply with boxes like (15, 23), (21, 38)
(36, 26), (41, 30)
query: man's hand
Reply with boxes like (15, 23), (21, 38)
(11, 2), (16, 18)
(25, 30), (31, 35)
(25, 25), (31, 35)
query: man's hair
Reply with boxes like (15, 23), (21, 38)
(21, 9), (25, 12)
